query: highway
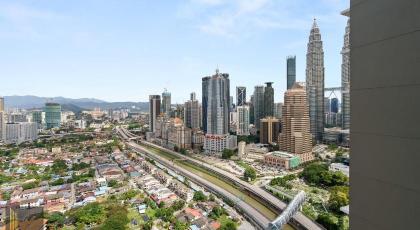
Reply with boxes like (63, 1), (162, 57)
(127, 141), (271, 229)
(117, 127), (323, 230)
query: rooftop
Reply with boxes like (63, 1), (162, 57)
(267, 151), (297, 159)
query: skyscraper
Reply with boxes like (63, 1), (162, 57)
(274, 102), (283, 120)
(324, 97), (331, 113)
(341, 9), (350, 130)
(264, 82), (274, 117)
(0, 111), (4, 141)
(287, 56), (296, 90)
(249, 95), (255, 125)
(162, 89), (171, 117)
(202, 69), (236, 154)
(0, 97), (4, 112)
(331, 98), (339, 113)
(32, 111), (43, 129)
(184, 92), (200, 130)
(203, 69), (230, 135)
(260, 117), (280, 144)
(279, 83), (313, 163)
(44, 103), (61, 129)
(253, 85), (265, 129)
(306, 19), (325, 142)
(236, 105), (250, 136)
(149, 95), (161, 133)
(236, 87), (246, 107)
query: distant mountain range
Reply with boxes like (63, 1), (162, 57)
(3, 95), (149, 112)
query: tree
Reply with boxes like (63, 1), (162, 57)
(209, 206), (227, 219)
(51, 159), (68, 174)
(220, 219), (237, 230)
(317, 213), (340, 230)
(51, 178), (65, 186)
(222, 149), (234, 159)
(300, 163), (328, 185)
(180, 148), (187, 155)
(158, 201), (166, 208)
(244, 167), (256, 181)
(22, 181), (38, 190)
(193, 191), (207, 202)
(174, 220), (188, 230)
(171, 200), (185, 211)
(100, 204), (129, 230)
(121, 190), (138, 200)
(174, 145), (179, 152)
(328, 186), (349, 212)
(108, 179), (118, 188)
(72, 162), (90, 171)
(47, 212), (65, 227)
(142, 221), (153, 230)
(70, 202), (105, 225)
(0, 174), (13, 185)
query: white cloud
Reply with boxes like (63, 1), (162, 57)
(0, 3), (57, 23)
(180, 0), (349, 38)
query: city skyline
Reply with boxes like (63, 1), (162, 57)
(0, 0), (349, 103)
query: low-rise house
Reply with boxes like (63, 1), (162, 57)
(19, 198), (43, 209)
(20, 188), (42, 200)
(169, 181), (193, 202)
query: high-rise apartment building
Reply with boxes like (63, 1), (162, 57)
(264, 82), (274, 117)
(341, 9), (350, 130)
(162, 89), (171, 117)
(253, 85), (265, 130)
(31, 111), (43, 129)
(202, 69), (230, 135)
(44, 103), (61, 129)
(274, 102), (283, 120)
(236, 86), (246, 107)
(4, 122), (38, 144)
(279, 83), (313, 163)
(149, 95), (161, 133)
(287, 56), (296, 90)
(306, 19), (325, 142)
(202, 69), (236, 154)
(184, 92), (200, 130)
(236, 105), (250, 136)
(260, 116), (280, 145)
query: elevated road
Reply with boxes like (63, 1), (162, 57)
(117, 127), (323, 230)
(126, 141), (271, 229)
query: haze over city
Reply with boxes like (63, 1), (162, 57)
(0, 0), (349, 102)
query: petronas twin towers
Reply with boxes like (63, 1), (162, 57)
(306, 19), (325, 143)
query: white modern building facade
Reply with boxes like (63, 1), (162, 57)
(236, 105), (250, 136)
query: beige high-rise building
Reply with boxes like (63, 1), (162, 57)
(260, 116), (280, 145)
(0, 97), (4, 112)
(279, 83), (314, 163)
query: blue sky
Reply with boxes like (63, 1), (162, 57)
(0, 0), (349, 103)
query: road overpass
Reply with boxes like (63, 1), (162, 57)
(127, 141), (271, 229)
(117, 127), (323, 230)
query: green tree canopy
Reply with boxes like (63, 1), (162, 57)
(193, 191), (207, 202)
(244, 167), (256, 181)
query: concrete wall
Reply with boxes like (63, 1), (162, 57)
(350, 0), (420, 229)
